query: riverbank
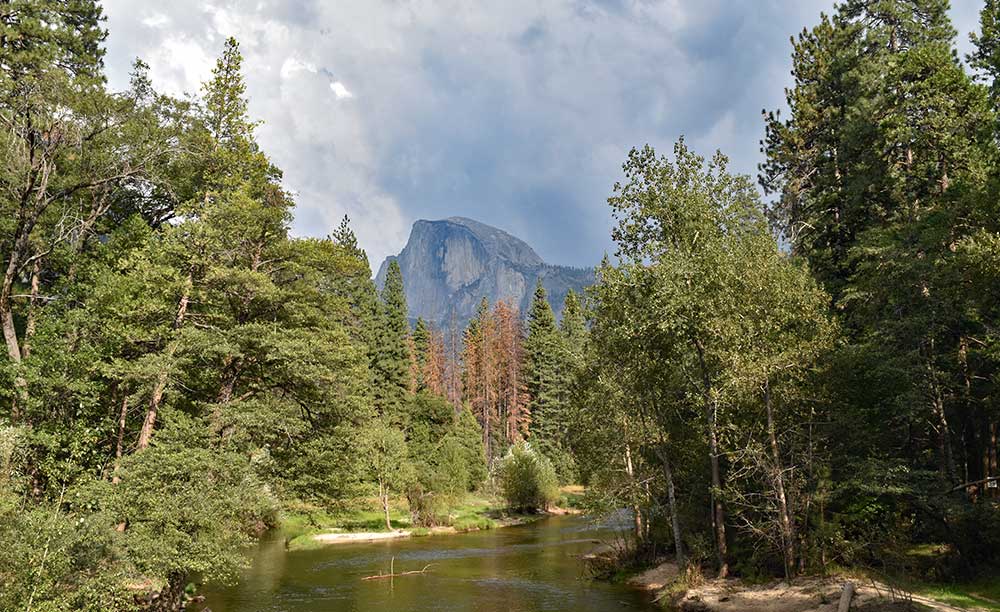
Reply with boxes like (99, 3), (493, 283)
(309, 509), (572, 545)
(282, 487), (584, 550)
(624, 562), (999, 612)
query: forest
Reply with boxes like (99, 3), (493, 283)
(1, 0), (999, 610)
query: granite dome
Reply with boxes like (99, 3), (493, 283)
(375, 217), (593, 326)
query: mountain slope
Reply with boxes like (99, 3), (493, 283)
(375, 217), (593, 326)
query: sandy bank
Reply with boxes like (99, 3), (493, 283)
(313, 530), (412, 543)
(639, 574), (974, 612)
(627, 561), (681, 591)
(309, 507), (578, 546)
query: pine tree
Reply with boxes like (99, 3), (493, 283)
(762, 0), (995, 491)
(329, 215), (381, 389)
(411, 317), (430, 390)
(463, 298), (500, 464)
(559, 289), (587, 358)
(444, 315), (465, 409)
(495, 300), (530, 445)
(374, 260), (411, 419)
(0, 1), (157, 417)
(524, 280), (574, 480)
(423, 328), (448, 398)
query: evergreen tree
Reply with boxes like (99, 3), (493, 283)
(762, 0), (996, 499)
(374, 260), (411, 420)
(971, 0), (1000, 114)
(411, 317), (430, 391)
(524, 280), (574, 481)
(559, 290), (587, 357)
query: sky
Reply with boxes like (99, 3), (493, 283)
(99, 0), (984, 272)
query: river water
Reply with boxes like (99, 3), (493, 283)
(198, 514), (659, 612)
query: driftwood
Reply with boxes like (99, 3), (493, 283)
(838, 581), (855, 612)
(362, 557), (434, 581)
(944, 476), (1000, 495)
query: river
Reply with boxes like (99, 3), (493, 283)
(197, 514), (660, 612)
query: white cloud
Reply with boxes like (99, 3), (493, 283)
(147, 36), (214, 96)
(330, 81), (354, 100)
(140, 12), (170, 29)
(280, 57), (317, 80)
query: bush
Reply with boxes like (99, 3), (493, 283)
(496, 442), (559, 512)
(405, 394), (487, 526)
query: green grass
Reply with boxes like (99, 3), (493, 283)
(331, 508), (411, 532)
(884, 543), (1000, 611)
(279, 499), (413, 550)
(558, 485), (586, 509)
(912, 578), (1000, 611)
(452, 514), (495, 531)
(278, 489), (579, 548)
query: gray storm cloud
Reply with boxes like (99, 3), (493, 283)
(100, 0), (982, 272)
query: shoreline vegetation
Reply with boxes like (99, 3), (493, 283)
(281, 486), (585, 550)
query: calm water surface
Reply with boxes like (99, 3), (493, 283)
(199, 514), (658, 612)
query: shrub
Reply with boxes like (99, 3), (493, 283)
(496, 442), (559, 512)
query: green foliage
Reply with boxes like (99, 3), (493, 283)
(373, 260), (410, 419)
(101, 415), (277, 585)
(525, 281), (578, 483)
(405, 392), (486, 526)
(496, 442), (559, 512)
(0, 488), (133, 612)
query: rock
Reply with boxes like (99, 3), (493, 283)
(375, 217), (593, 327)
(680, 595), (713, 612)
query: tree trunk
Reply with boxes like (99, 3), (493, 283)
(137, 271), (193, 451)
(838, 582), (856, 612)
(930, 376), (956, 484)
(112, 394), (129, 485)
(991, 421), (999, 499)
(380, 480), (392, 531)
(1, 232), (30, 419)
(655, 443), (686, 565)
(21, 257), (41, 360)
(958, 338), (984, 491)
(624, 440), (644, 542)
(1, 222), (30, 365)
(926, 342), (956, 484)
(765, 381), (796, 579)
(694, 336), (728, 577)
(707, 396), (728, 578)
(215, 358), (239, 400)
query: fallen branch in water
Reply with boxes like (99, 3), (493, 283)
(362, 557), (435, 580)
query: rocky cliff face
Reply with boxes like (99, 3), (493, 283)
(375, 217), (593, 326)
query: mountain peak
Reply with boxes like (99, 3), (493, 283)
(376, 218), (592, 326)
